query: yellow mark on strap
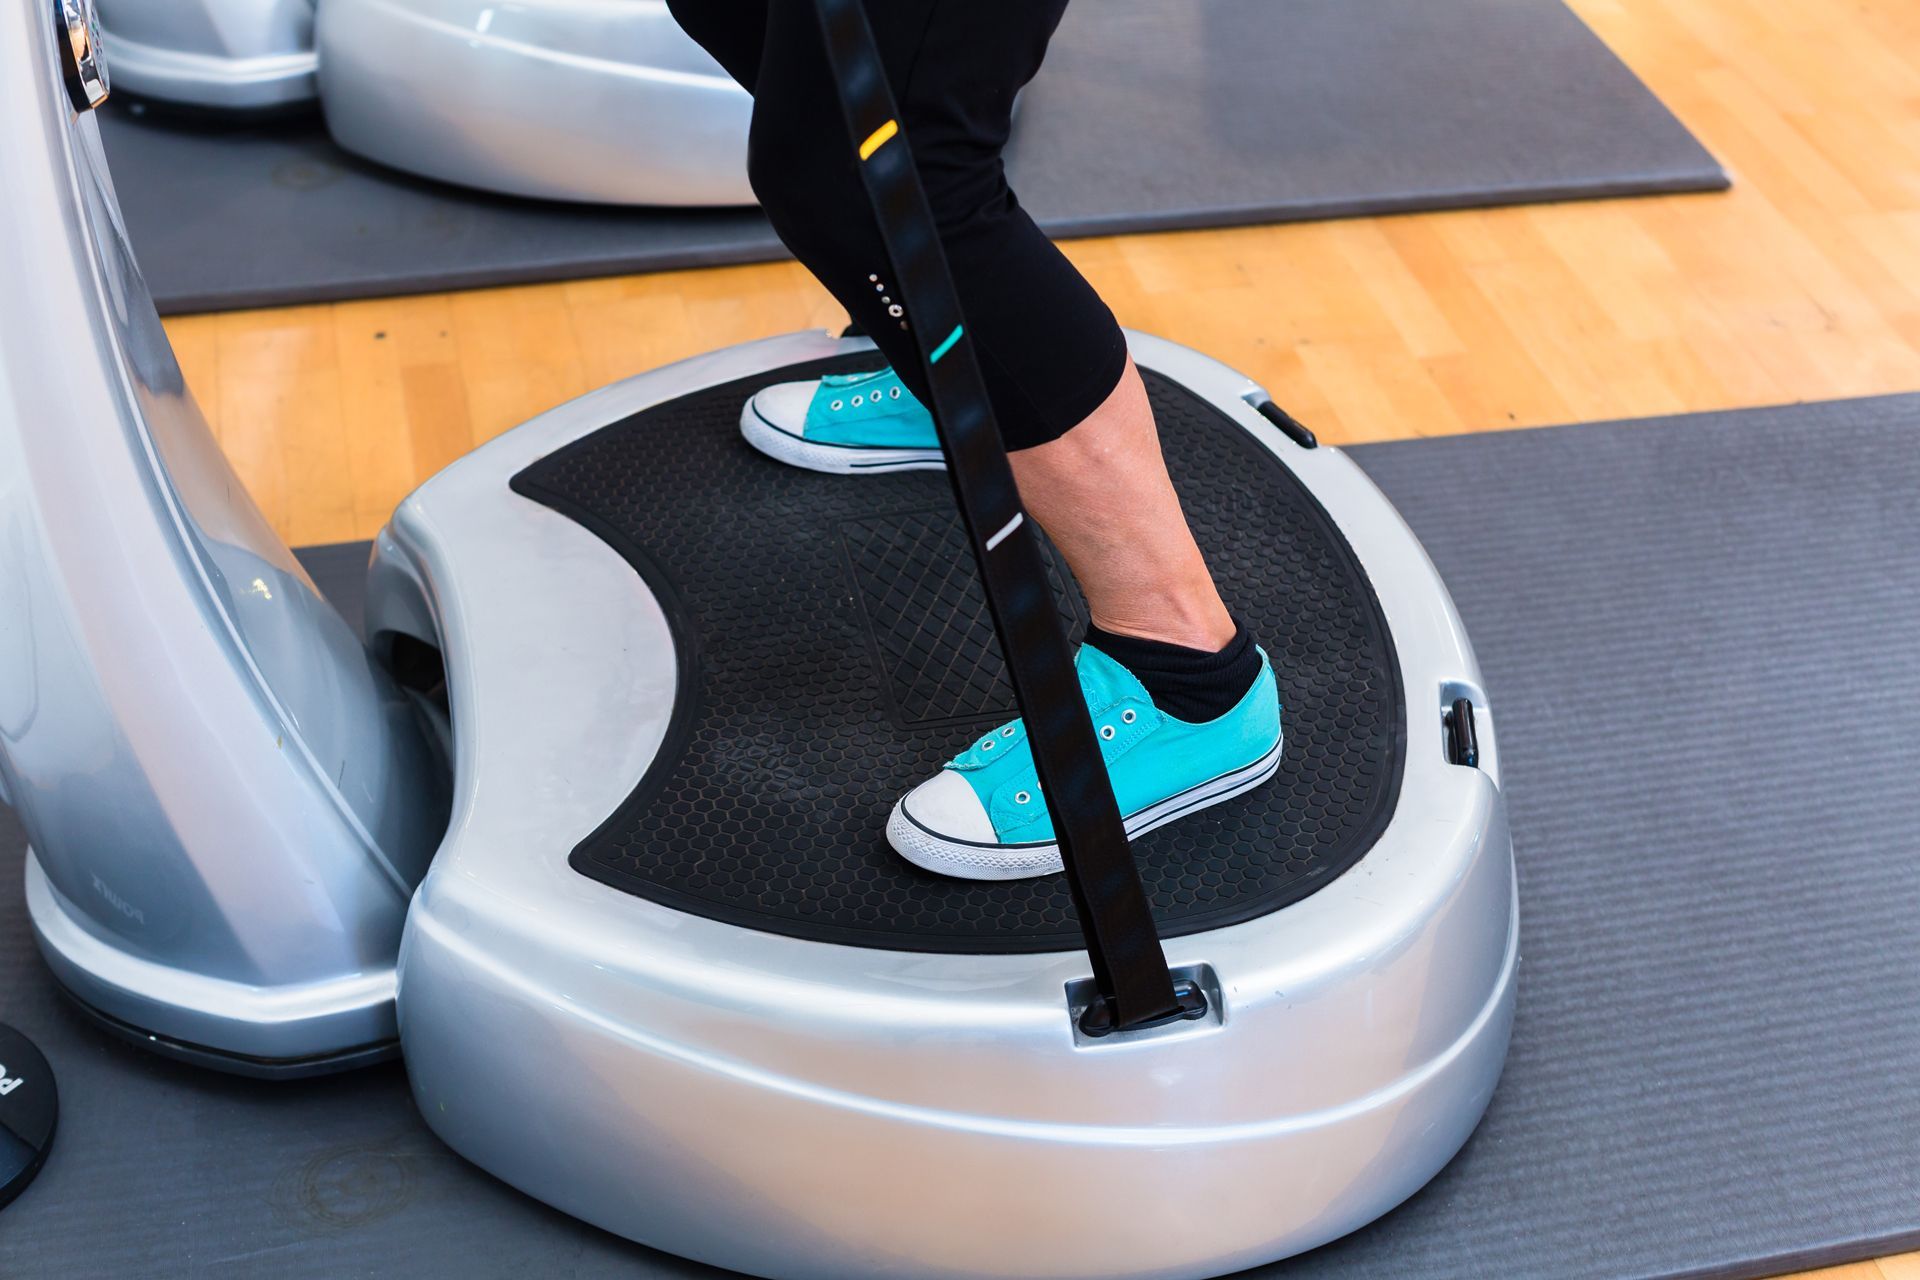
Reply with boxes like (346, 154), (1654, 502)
(859, 119), (899, 161)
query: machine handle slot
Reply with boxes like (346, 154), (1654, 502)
(1068, 964), (1222, 1047)
(1444, 697), (1479, 769)
(1243, 393), (1319, 450)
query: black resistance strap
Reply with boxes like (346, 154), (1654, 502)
(809, 0), (1203, 1034)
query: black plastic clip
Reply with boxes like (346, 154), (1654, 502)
(1253, 399), (1318, 450)
(1444, 697), (1479, 769)
(1078, 978), (1210, 1039)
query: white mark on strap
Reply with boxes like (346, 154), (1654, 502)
(985, 512), (1024, 551)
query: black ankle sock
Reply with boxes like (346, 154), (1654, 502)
(1081, 621), (1261, 723)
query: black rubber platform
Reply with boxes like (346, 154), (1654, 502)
(510, 357), (1404, 953)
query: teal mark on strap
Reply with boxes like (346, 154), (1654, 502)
(930, 325), (964, 364)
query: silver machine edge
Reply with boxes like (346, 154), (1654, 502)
(2, 0), (445, 1076)
(378, 328), (1518, 1279)
(94, 0), (319, 112)
(0, 1), (1519, 1275)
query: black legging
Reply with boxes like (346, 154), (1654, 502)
(667, 0), (1128, 451)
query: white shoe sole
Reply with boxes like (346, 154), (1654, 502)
(886, 734), (1287, 881)
(740, 397), (946, 475)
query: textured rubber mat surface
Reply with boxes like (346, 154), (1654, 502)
(99, 0), (1724, 313)
(511, 359), (1403, 952)
(5, 396), (1918, 1280)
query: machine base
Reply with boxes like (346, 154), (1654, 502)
(24, 850), (400, 1075)
(316, 0), (754, 206)
(371, 331), (1519, 1278)
(98, 34), (317, 112)
(50, 985), (398, 1081)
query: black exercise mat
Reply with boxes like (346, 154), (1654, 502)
(99, 0), (1726, 315)
(5, 392), (1916, 1279)
(510, 359), (1402, 953)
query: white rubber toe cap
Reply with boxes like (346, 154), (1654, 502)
(897, 769), (998, 842)
(749, 380), (817, 433)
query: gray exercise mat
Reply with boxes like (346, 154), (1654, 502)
(99, 0), (1725, 315)
(5, 393), (1916, 1279)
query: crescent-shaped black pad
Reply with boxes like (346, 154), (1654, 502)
(511, 358), (1405, 953)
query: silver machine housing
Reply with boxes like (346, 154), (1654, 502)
(95, 0), (318, 111)
(92, 0), (755, 205)
(370, 330), (1518, 1280)
(4, 0), (443, 1074)
(5, 2), (1517, 1273)
(316, 0), (755, 206)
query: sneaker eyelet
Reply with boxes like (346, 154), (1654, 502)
(830, 400), (844, 411)
(890, 387), (901, 399)
(1100, 725), (1115, 740)
(888, 304), (904, 318)
(1015, 791), (1031, 804)
(982, 739), (995, 751)
(1122, 709), (1137, 724)
(1000, 726), (1016, 737)
(852, 395), (865, 407)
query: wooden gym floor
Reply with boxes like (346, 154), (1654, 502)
(161, 0), (1920, 551)
(156, 3), (1920, 1272)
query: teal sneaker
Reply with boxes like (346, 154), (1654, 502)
(887, 644), (1284, 880)
(741, 366), (945, 474)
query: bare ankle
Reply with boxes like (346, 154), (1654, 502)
(1089, 596), (1237, 652)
